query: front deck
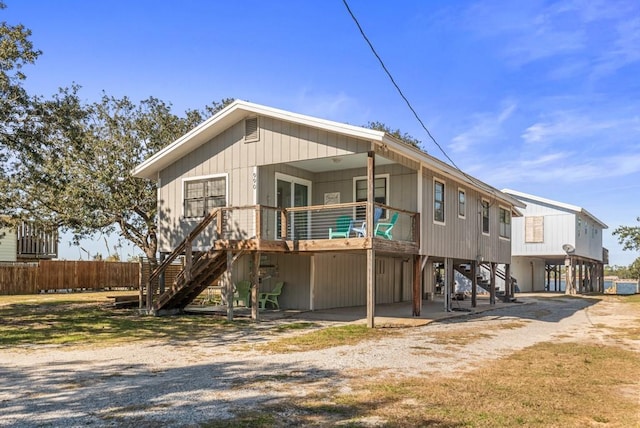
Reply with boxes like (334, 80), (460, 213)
(185, 202), (419, 255)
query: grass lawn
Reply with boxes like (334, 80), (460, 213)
(0, 291), (261, 346)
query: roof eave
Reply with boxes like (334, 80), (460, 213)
(132, 100), (386, 180)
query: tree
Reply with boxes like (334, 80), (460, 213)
(0, 2), (41, 226)
(613, 217), (640, 252)
(4, 86), (233, 266)
(0, 1), (41, 127)
(365, 121), (422, 149)
(629, 257), (640, 280)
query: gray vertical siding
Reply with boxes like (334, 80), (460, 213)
(232, 252), (311, 310)
(420, 169), (512, 263)
(312, 253), (412, 310)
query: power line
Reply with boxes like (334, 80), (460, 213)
(341, 0), (461, 170)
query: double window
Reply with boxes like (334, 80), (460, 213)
(434, 180), (445, 223)
(499, 207), (511, 239)
(183, 175), (227, 218)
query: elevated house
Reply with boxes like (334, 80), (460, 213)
(502, 189), (608, 294)
(133, 101), (524, 325)
(0, 221), (58, 262)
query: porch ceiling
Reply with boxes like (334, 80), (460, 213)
(287, 153), (395, 173)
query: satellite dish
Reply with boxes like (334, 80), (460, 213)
(562, 243), (575, 254)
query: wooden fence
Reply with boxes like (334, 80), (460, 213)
(0, 260), (140, 295)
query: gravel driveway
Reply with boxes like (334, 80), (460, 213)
(0, 295), (637, 427)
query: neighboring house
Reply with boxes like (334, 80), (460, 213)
(133, 101), (524, 324)
(502, 189), (608, 294)
(0, 225), (17, 262)
(0, 221), (58, 262)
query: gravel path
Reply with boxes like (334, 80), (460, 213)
(0, 295), (637, 427)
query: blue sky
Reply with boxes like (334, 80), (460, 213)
(5, 0), (640, 265)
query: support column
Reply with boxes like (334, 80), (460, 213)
(367, 249), (375, 327)
(444, 258), (453, 312)
(251, 252), (260, 320)
(158, 252), (166, 294)
(366, 150), (376, 328)
(572, 258), (577, 294)
(578, 261), (584, 294)
(412, 255), (422, 316)
(546, 264), (550, 291)
(471, 260), (477, 308)
(225, 250), (234, 321)
(565, 257), (575, 295)
(504, 263), (511, 299)
(489, 262), (496, 305)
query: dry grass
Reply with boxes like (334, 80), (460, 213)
(426, 320), (529, 346)
(248, 324), (395, 353)
(242, 341), (640, 427)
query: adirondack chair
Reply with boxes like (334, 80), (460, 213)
(352, 207), (383, 237)
(375, 212), (399, 240)
(329, 215), (353, 239)
(259, 281), (284, 309)
(234, 280), (251, 306)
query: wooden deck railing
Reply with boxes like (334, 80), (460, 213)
(16, 222), (58, 259)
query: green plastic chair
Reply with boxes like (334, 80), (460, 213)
(234, 280), (251, 306)
(329, 215), (353, 239)
(375, 212), (399, 240)
(259, 281), (284, 309)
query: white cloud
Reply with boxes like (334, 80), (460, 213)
(478, 149), (640, 188)
(592, 17), (640, 79)
(466, 0), (640, 79)
(449, 102), (517, 152)
(521, 112), (618, 144)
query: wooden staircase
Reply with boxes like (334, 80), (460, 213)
(146, 208), (226, 315)
(154, 249), (227, 314)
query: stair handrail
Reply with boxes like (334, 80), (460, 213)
(148, 208), (221, 286)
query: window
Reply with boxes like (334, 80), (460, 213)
(499, 207), (511, 239)
(434, 180), (445, 223)
(577, 218), (581, 237)
(481, 200), (490, 234)
(354, 175), (388, 220)
(458, 189), (466, 218)
(183, 175), (227, 218)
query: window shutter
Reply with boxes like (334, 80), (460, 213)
(525, 216), (544, 242)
